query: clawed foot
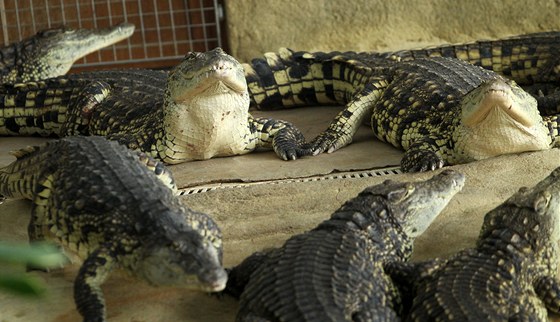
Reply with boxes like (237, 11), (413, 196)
(401, 150), (444, 172)
(272, 127), (314, 161)
(308, 130), (353, 156)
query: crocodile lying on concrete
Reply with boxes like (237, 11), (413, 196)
(245, 50), (558, 171)
(0, 48), (311, 163)
(381, 31), (560, 115)
(223, 170), (465, 321)
(386, 166), (560, 321)
(0, 136), (227, 322)
(0, 22), (135, 83)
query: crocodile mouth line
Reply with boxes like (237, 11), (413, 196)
(464, 87), (535, 128)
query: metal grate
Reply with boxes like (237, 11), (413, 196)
(0, 0), (224, 70)
(179, 167), (403, 195)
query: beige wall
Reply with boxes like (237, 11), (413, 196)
(224, 0), (560, 62)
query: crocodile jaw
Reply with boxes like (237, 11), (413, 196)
(28, 23), (135, 79)
(453, 79), (551, 162)
(462, 79), (537, 127)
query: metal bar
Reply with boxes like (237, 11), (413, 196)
(29, 0), (37, 32)
(152, 0), (162, 57)
(76, 0), (82, 26)
(184, 0), (194, 51)
(137, 0), (148, 58)
(14, 1), (21, 39)
(59, 0), (66, 25)
(199, 0), (208, 50)
(73, 54), (184, 68)
(0, 0), (9, 46)
(121, 0), (133, 60)
(45, 0), (52, 27)
(167, 0), (178, 55)
(106, 1), (117, 61)
(214, 0), (222, 48)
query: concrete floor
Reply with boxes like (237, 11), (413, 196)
(1, 106), (560, 321)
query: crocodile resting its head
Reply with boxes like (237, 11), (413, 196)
(133, 210), (227, 292)
(163, 47), (253, 162)
(365, 169), (465, 238)
(167, 47), (247, 101)
(453, 78), (551, 163)
(11, 22), (135, 82)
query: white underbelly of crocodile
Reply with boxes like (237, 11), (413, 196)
(164, 92), (251, 161)
(185, 112), (250, 159)
(452, 107), (551, 163)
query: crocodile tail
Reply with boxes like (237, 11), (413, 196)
(0, 144), (48, 200)
(0, 79), (85, 137)
(386, 31), (560, 84)
(244, 48), (379, 110)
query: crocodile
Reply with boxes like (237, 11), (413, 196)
(223, 169), (466, 322)
(381, 30), (560, 86)
(380, 31), (560, 115)
(245, 50), (558, 172)
(0, 136), (227, 322)
(0, 22), (135, 83)
(0, 47), (311, 164)
(386, 166), (560, 321)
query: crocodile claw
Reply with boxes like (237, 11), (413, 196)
(272, 126), (313, 161)
(401, 150), (445, 172)
(272, 127), (314, 161)
(309, 130), (353, 155)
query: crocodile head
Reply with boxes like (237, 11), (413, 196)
(134, 210), (227, 292)
(478, 166), (560, 250)
(365, 169), (465, 238)
(453, 78), (551, 162)
(162, 47), (252, 163)
(13, 22), (135, 82)
(167, 47), (247, 100)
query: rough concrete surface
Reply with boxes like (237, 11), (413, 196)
(225, 0), (560, 62)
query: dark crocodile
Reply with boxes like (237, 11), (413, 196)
(0, 48), (311, 164)
(0, 22), (135, 83)
(244, 50), (558, 172)
(0, 136), (227, 322)
(223, 170), (465, 322)
(386, 166), (560, 321)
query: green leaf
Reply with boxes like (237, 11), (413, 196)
(0, 273), (45, 296)
(0, 242), (67, 268)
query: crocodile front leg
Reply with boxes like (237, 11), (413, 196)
(309, 78), (388, 155)
(534, 275), (560, 313)
(401, 137), (447, 172)
(247, 115), (312, 160)
(61, 80), (112, 136)
(543, 115), (560, 146)
(74, 246), (116, 322)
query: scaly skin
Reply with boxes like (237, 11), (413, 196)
(0, 136), (227, 322)
(0, 48), (311, 164)
(380, 31), (560, 85)
(224, 170), (465, 322)
(0, 23), (135, 83)
(387, 166), (560, 321)
(244, 51), (557, 172)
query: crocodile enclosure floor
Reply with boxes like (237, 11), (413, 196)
(1, 105), (560, 321)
